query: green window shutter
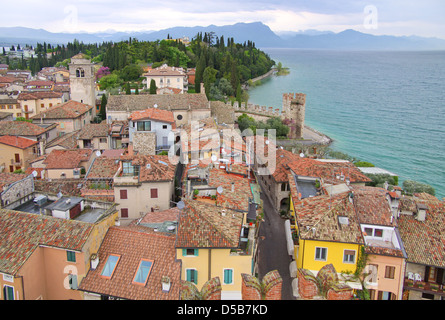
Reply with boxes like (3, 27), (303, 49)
(193, 270), (198, 284)
(182, 249), (187, 257)
(224, 269), (233, 284)
(3, 286), (14, 300)
(194, 249), (199, 256)
(186, 269), (198, 284)
(67, 251), (76, 262)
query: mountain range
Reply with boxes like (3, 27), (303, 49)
(1, 22), (445, 50)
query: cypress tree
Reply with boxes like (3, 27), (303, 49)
(195, 52), (206, 93)
(99, 94), (107, 120)
(149, 79), (157, 94)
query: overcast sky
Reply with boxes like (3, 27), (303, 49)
(2, 0), (445, 39)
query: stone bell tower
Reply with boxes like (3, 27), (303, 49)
(69, 53), (96, 117)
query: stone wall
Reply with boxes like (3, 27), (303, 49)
(132, 132), (156, 155)
(1, 174), (34, 209)
(231, 92), (306, 139)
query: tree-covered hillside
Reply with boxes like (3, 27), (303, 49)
(22, 32), (275, 103)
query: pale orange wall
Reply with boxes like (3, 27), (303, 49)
(0, 274), (24, 300)
(367, 254), (405, 300)
(13, 210), (118, 300)
(17, 246), (47, 299)
(0, 143), (37, 171)
(41, 246), (86, 300)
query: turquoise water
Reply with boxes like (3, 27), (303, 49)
(248, 49), (445, 199)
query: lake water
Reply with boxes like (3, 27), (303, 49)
(248, 49), (445, 199)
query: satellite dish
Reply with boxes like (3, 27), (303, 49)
(57, 192), (63, 198)
(177, 201), (185, 210)
(217, 186), (223, 194)
(211, 155), (217, 162)
(265, 140), (269, 145)
(32, 170), (38, 177)
(300, 153), (305, 158)
(96, 150), (101, 157)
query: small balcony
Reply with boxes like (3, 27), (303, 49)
(22, 107), (34, 114)
(404, 278), (445, 297)
(11, 158), (22, 166)
(156, 144), (171, 151)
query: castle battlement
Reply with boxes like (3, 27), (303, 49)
(231, 92), (306, 138)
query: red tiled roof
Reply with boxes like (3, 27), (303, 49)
(351, 186), (395, 227)
(78, 226), (181, 300)
(78, 123), (109, 139)
(0, 173), (28, 191)
(0, 135), (38, 149)
(129, 107), (175, 124)
(0, 121), (57, 136)
(0, 209), (93, 275)
(397, 195), (445, 267)
(44, 148), (93, 169)
(17, 91), (63, 100)
(136, 207), (180, 224)
(31, 100), (93, 120)
(208, 168), (252, 212)
(290, 178), (363, 244)
(176, 200), (243, 248)
(25, 80), (54, 87)
(288, 157), (372, 184)
(86, 157), (120, 179)
(120, 154), (176, 182)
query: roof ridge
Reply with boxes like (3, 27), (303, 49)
(109, 225), (176, 241)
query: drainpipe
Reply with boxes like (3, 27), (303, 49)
(208, 249), (212, 281)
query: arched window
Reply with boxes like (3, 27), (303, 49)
(76, 68), (85, 78)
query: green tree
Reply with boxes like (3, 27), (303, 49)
(237, 113), (256, 132)
(402, 180), (435, 196)
(149, 79), (157, 94)
(98, 73), (122, 90)
(120, 64), (143, 82)
(195, 52), (206, 93)
(202, 66), (218, 100)
(99, 94), (107, 121)
(125, 83), (131, 95)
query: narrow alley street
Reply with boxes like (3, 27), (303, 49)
(257, 185), (295, 300)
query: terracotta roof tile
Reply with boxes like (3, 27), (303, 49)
(78, 226), (181, 300)
(17, 91), (63, 100)
(0, 173), (28, 191)
(0, 135), (38, 149)
(44, 149), (93, 169)
(0, 209), (93, 275)
(121, 154), (176, 182)
(86, 157), (120, 179)
(106, 93), (209, 112)
(31, 100), (93, 120)
(78, 123), (110, 139)
(176, 200), (243, 248)
(0, 121), (57, 136)
(129, 108), (174, 124)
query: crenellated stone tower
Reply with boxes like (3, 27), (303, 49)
(69, 53), (96, 117)
(282, 93), (306, 139)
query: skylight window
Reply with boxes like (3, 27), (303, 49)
(133, 259), (154, 285)
(100, 254), (120, 279)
